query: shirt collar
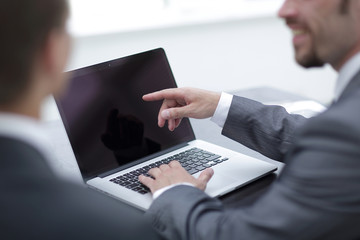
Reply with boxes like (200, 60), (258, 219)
(335, 52), (360, 101)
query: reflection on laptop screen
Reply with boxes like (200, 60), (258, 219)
(56, 49), (195, 179)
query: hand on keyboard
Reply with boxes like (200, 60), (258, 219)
(109, 148), (228, 194)
(138, 160), (214, 194)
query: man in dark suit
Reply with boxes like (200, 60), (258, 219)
(139, 0), (360, 239)
(0, 1), (162, 239)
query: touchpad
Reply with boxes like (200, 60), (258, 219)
(200, 171), (238, 197)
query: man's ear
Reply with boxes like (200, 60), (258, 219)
(42, 30), (67, 76)
(39, 28), (70, 94)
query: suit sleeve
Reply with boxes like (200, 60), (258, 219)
(146, 107), (360, 240)
(222, 96), (307, 161)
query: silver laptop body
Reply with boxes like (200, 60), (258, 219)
(56, 48), (277, 210)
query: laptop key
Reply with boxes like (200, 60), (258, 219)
(207, 161), (216, 166)
(188, 169), (198, 175)
(134, 170), (142, 175)
(181, 162), (189, 167)
(184, 166), (192, 171)
(128, 183), (139, 189)
(196, 166), (205, 171)
(141, 185), (150, 191)
(207, 155), (221, 161)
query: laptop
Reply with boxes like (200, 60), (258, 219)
(56, 48), (277, 210)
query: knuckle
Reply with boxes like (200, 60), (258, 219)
(148, 167), (157, 174)
(169, 160), (179, 166)
(159, 164), (168, 170)
(169, 110), (177, 118)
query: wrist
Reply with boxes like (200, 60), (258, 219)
(209, 92), (222, 117)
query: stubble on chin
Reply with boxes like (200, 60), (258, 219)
(294, 45), (325, 69)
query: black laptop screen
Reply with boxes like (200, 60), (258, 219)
(56, 49), (195, 179)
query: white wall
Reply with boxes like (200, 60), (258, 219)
(67, 16), (337, 106)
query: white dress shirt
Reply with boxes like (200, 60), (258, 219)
(334, 52), (360, 101)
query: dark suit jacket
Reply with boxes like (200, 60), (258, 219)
(0, 137), (162, 240)
(146, 71), (360, 240)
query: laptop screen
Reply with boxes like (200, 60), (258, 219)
(56, 48), (195, 179)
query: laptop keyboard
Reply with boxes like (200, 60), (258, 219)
(109, 147), (229, 194)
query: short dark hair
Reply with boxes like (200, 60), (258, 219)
(0, 0), (69, 105)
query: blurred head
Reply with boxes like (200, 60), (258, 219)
(278, 0), (360, 71)
(0, 0), (70, 107)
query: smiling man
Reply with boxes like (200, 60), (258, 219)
(139, 0), (360, 239)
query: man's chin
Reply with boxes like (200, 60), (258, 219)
(296, 55), (325, 68)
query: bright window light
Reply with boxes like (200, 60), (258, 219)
(68, 0), (284, 37)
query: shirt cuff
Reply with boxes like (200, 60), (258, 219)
(210, 92), (233, 128)
(152, 183), (195, 200)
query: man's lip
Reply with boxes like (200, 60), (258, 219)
(284, 21), (310, 47)
(292, 29), (308, 46)
(286, 23), (308, 37)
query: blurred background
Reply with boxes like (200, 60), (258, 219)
(39, 0), (338, 182)
(43, 0), (337, 120)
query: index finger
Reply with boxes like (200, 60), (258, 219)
(139, 175), (155, 190)
(142, 88), (183, 102)
(169, 160), (182, 168)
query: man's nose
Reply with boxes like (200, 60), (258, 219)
(278, 0), (298, 19)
